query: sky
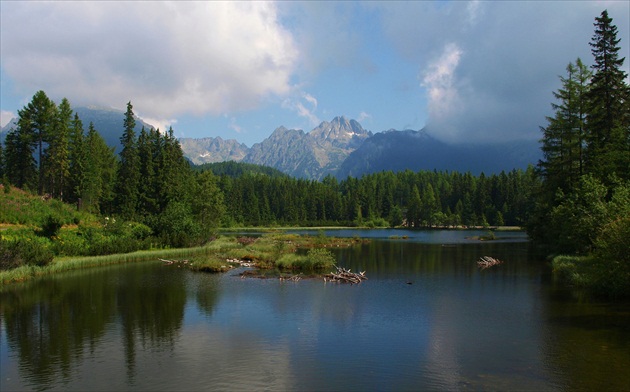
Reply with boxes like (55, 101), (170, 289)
(1, 1), (629, 146)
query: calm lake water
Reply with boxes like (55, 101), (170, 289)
(1, 229), (629, 391)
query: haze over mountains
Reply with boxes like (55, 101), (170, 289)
(1, 107), (540, 179)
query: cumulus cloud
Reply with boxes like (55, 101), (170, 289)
(421, 43), (463, 137)
(0, 1), (297, 122)
(377, 1), (630, 143)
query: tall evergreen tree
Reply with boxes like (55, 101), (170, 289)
(67, 113), (86, 205)
(43, 98), (72, 200)
(3, 126), (37, 190)
(82, 122), (117, 213)
(16, 91), (57, 195)
(137, 127), (158, 216)
(586, 10), (630, 181)
(115, 102), (140, 218)
(538, 59), (591, 196)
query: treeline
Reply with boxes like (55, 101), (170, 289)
(217, 168), (535, 228)
(528, 10), (630, 297)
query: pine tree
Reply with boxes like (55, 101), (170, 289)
(586, 10), (630, 181)
(115, 102), (140, 218)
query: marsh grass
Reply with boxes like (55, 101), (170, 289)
(0, 246), (215, 285)
(1, 233), (367, 285)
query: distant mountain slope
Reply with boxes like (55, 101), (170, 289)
(336, 129), (540, 178)
(1, 106), (155, 153)
(179, 137), (248, 165)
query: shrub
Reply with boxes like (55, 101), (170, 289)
(0, 236), (54, 270)
(40, 214), (63, 238)
(306, 248), (336, 270)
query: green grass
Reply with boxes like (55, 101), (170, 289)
(0, 246), (215, 285)
(1, 233), (367, 286)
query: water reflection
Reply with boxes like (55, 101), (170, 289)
(1, 233), (629, 391)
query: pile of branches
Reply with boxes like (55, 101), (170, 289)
(324, 266), (367, 284)
(477, 256), (503, 270)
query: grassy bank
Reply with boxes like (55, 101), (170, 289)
(1, 233), (367, 286)
(0, 246), (216, 285)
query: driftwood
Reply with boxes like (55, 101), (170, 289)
(324, 266), (367, 284)
(279, 275), (302, 282)
(160, 258), (190, 266)
(477, 256), (503, 270)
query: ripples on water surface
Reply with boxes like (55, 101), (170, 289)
(1, 230), (629, 391)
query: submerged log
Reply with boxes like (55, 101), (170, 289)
(477, 256), (503, 269)
(324, 266), (368, 284)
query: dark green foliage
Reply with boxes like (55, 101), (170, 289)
(538, 59), (591, 198)
(585, 10), (630, 182)
(40, 214), (63, 239)
(306, 248), (336, 270)
(195, 161), (288, 178)
(0, 236), (54, 270)
(114, 102), (140, 218)
(531, 10), (630, 254)
(154, 201), (202, 248)
(215, 167), (534, 227)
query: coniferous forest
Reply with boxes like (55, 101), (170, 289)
(0, 10), (628, 296)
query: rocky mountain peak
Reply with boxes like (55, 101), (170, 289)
(310, 116), (370, 146)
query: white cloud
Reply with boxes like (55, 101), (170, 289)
(0, 1), (298, 122)
(1, 110), (15, 128)
(421, 43), (463, 136)
(282, 92), (320, 126)
(357, 111), (372, 122)
(138, 116), (176, 133)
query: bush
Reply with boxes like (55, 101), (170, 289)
(40, 214), (63, 238)
(306, 248), (336, 270)
(0, 236), (54, 270)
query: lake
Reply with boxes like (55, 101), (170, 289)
(1, 229), (629, 391)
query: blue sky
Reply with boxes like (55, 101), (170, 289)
(1, 1), (628, 146)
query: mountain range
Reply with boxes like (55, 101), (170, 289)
(1, 107), (541, 179)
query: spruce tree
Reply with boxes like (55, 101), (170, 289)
(43, 98), (72, 200)
(67, 113), (86, 205)
(137, 127), (158, 216)
(538, 59), (591, 197)
(16, 91), (57, 194)
(586, 10), (630, 181)
(3, 125), (37, 190)
(115, 102), (140, 218)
